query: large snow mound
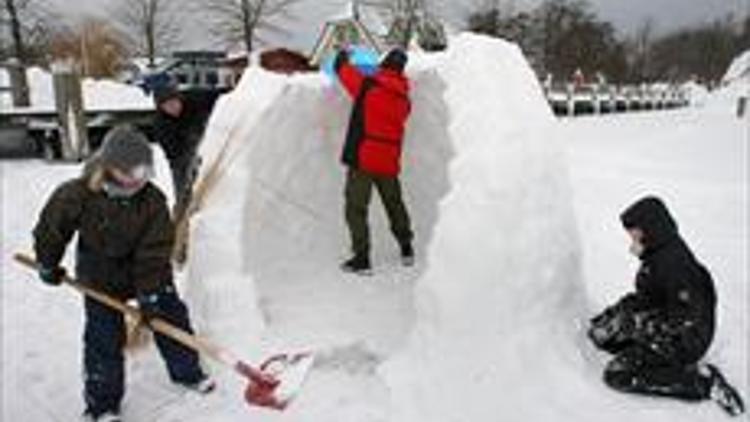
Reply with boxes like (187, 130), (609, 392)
(1, 34), (743, 422)
(187, 33), (584, 420)
(723, 49), (750, 84)
(380, 35), (589, 421)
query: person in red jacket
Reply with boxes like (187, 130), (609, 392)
(334, 48), (415, 275)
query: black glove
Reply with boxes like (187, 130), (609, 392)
(588, 307), (636, 351)
(136, 291), (161, 323)
(38, 266), (66, 286)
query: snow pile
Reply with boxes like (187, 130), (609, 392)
(682, 80), (710, 107)
(722, 49), (750, 84)
(701, 50), (750, 114)
(182, 67), (289, 348)
(1, 66), (153, 112)
(188, 33), (586, 420)
(81, 78), (154, 111)
(380, 35), (588, 421)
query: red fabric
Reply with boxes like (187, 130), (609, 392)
(339, 63), (411, 177)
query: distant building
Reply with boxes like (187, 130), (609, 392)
(168, 51), (236, 90)
(126, 51), (240, 93)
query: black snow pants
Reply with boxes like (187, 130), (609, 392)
(83, 291), (205, 416)
(169, 154), (201, 222)
(603, 344), (713, 401)
(594, 312), (714, 401)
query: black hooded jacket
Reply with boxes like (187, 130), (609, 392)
(615, 196), (717, 359)
(150, 89), (222, 163)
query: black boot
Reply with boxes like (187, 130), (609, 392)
(707, 364), (745, 417)
(400, 243), (415, 267)
(341, 254), (372, 275)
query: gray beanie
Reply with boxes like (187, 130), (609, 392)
(96, 125), (153, 171)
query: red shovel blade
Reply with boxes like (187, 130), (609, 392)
(235, 361), (285, 410)
(244, 378), (286, 410)
(236, 353), (315, 411)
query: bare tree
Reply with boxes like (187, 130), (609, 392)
(1, 0), (56, 64)
(200, 0), (302, 54)
(116, 0), (182, 67)
(363, 0), (421, 48)
(363, 0), (446, 49)
(1, 0), (59, 106)
(630, 17), (656, 81)
(50, 18), (130, 78)
(4, 0), (25, 59)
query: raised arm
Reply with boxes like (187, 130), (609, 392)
(334, 50), (366, 98)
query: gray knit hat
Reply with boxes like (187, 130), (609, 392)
(96, 125), (153, 171)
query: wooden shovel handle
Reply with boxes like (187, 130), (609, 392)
(13, 253), (231, 367)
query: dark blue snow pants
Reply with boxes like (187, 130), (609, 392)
(83, 291), (205, 416)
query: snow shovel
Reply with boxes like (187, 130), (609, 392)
(14, 253), (314, 411)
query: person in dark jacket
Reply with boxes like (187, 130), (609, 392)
(32, 126), (214, 422)
(588, 196), (744, 417)
(334, 47), (415, 275)
(151, 84), (220, 221)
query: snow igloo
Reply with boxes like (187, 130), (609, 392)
(185, 33), (586, 421)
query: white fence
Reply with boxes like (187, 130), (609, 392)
(545, 83), (690, 116)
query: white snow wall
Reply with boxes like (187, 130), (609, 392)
(188, 33), (587, 420)
(381, 35), (589, 421)
(188, 41), (453, 357)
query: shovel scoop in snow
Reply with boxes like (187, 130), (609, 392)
(238, 352), (315, 410)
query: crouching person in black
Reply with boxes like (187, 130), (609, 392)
(588, 196), (744, 417)
(32, 126), (215, 422)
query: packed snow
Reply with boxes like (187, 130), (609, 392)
(1, 34), (747, 421)
(682, 80), (711, 107)
(723, 49), (750, 85)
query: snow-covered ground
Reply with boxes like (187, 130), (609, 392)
(1, 35), (747, 421)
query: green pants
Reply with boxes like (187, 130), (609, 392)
(345, 168), (413, 256)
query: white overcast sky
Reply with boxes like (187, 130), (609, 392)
(50, 0), (749, 53)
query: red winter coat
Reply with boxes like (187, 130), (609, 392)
(337, 61), (411, 177)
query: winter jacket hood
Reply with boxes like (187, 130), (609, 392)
(151, 89), (221, 162)
(621, 196), (679, 254)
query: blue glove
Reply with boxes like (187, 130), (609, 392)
(38, 266), (65, 286)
